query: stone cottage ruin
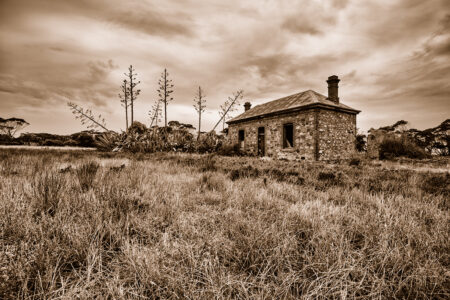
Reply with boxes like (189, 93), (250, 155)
(226, 76), (360, 161)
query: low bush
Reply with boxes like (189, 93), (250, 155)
(43, 139), (64, 146)
(63, 139), (78, 147)
(318, 172), (336, 181)
(0, 134), (14, 145)
(217, 143), (241, 156)
(379, 137), (429, 159)
(196, 133), (223, 153)
(71, 132), (97, 147)
(421, 173), (450, 196)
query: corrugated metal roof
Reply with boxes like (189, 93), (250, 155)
(227, 90), (359, 124)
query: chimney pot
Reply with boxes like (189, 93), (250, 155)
(244, 102), (251, 111)
(327, 75), (340, 103)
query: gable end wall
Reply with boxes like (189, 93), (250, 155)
(317, 110), (357, 160)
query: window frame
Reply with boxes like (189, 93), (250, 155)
(282, 123), (294, 148)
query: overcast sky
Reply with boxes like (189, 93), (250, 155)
(0, 0), (449, 134)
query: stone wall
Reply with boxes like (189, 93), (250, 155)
(317, 110), (357, 160)
(228, 108), (357, 161)
(228, 110), (316, 160)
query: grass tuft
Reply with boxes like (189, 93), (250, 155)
(31, 171), (65, 217)
(76, 161), (99, 191)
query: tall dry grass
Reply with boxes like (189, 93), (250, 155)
(0, 149), (449, 299)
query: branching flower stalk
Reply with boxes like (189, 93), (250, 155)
(119, 79), (130, 130)
(149, 99), (162, 128)
(67, 102), (110, 132)
(125, 65), (141, 125)
(157, 68), (174, 128)
(211, 90), (243, 132)
(193, 86), (206, 140)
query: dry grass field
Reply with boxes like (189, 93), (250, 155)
(1, 149), (449, 299)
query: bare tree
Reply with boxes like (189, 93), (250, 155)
(149, 99), (162, 127)
(119, 79), (129, 130)
(193, 86), (206, 139)
(211, 90), (243, 132)
(0, 117), (29, 137)
(157, 68), (174, 128)
(67, 102), (109, 131)
(125, 65), (141, 125)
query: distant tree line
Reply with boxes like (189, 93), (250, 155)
(0, 130), (99, 148)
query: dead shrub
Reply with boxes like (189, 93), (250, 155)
(76, 161), (99, 191)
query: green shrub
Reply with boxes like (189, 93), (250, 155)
(379, 137), (429, 159)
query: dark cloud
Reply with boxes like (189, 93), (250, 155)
(282, 16), (323, 35)
(417, 14), (450, 57)
(108, 9), (193, 37)
(0, 0), (194, 38)
(281, 2), (337, 36)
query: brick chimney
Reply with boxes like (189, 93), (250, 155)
(244, 102), (252, 111)
(326, 75), (340, 103)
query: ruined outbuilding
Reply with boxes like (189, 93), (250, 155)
(226, 76), (360, 161)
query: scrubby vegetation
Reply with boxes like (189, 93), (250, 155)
(379, 137), (429, 160)
(1, 149), (449, 299)
(369, 119), (449, 158)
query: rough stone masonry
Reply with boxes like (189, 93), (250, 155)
(226, 76), (360, 161)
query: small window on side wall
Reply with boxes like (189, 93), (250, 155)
(238, 130), (245, 141)
(238, 129), (245, 149)
(283, 123), (294, 148)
